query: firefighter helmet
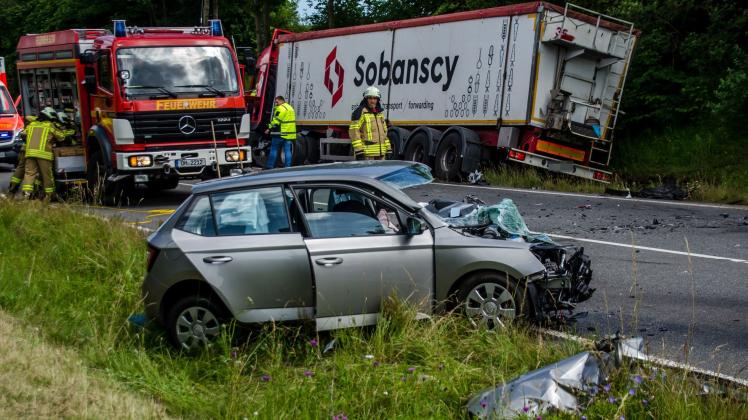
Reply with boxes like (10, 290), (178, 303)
(40, 106), (57, 121)
(363, 86), (381, 98)
(57, 111), (70, 125)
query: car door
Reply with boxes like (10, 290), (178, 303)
(170, 186), (314, 323)
(292, 184), (434, 331)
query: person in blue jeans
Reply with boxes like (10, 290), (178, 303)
(264, 96), (297, 168)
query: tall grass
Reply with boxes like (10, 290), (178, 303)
(0, 200), (745, 418)
(484, 165), (613, 194)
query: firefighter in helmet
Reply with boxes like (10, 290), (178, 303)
(8, 115), (39, 196)
(349, 86), (391, 160)
(19, 107), (65, 199)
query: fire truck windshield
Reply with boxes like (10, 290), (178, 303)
(0, 85), (17, 116)
(117, 46), (238, 98)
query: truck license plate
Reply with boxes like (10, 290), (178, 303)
(177, 158), (205, 168)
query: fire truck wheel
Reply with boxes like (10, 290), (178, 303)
(304, 134), (320, 164)
(252, 146), (269, 168)
(434, 132), (463, 181)
(86, 149), (128, 205)
(403, 133), (431, 165)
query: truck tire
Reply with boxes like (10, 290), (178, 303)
(453, 271), (528, 329)
(252, 143), (269, 168)
(291, 136), (307, 166)
(434, 132), (463, 181)
(86, 149), (127, 206)
(403, 132), (431, 165)
(304, 134), (320, 164)
(387, 127), (410, 160)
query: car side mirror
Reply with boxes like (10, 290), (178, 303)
(83, 74), (97, 95)
(406, 216), (426, 235)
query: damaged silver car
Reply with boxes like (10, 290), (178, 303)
(142, 161), (592, 350)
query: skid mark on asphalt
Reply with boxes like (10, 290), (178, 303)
(549, 233), (748, 264)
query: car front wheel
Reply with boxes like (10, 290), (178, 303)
(166, 296), (225, 351)
(455, 272), (527, 328)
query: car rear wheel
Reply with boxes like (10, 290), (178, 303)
(166, 296), (226, 351)
(455, 272), (526, 328)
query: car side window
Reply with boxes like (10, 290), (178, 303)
(175, 195), (216, 236)
(211, 186), (290, 236)
(294, 186), (402, 238)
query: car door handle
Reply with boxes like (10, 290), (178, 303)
(315, 257), (343, 267)
(203, 256), (233, 264)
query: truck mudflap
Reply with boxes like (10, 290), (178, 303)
(114, 146), (251, 177)
(507, 148), (612, 183)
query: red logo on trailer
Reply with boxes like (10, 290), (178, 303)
(324, 47), (344, 107)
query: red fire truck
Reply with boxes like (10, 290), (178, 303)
(246, 2), (638, 182)
(15, 20), (251, 200)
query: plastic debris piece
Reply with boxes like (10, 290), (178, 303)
(467, 350), (608, 418)
(323, 338), (337, 354)
(128, 313), (148, 328)
(427, 197), (555, 244)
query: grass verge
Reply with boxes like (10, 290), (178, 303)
(0, 309), (170, 419)
(485, 125), (748, 205)
(0, 200), (746, 418)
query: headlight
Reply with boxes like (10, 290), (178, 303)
(225, 149), (247, 162)
(13, 129), (24, 142)
(128, 155), (153, 167)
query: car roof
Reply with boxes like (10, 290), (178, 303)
(191, 161), (429, 210)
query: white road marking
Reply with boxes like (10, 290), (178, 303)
(431, 182), (748, 211)
(549, 233), (748, 264)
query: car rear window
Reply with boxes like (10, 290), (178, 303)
(175, 195), (216, 236)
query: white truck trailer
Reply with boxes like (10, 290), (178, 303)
(247, 2), (638, 182)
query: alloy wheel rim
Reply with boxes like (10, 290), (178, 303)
(440, 145), (458, 171)
(175, 306), (220, 350)
(464, 282), (516, 328)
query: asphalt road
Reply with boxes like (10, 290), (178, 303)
(1, 163), (747, 379)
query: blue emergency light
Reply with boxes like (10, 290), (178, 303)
(209, 19), (223, 36)
(113, 20), (126, 37)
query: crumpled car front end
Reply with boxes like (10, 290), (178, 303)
(425, 195), (595, 323)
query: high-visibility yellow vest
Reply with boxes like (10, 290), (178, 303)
(270, 102), (297, 141)
(24, 120), (63, 161)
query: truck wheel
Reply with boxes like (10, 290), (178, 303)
(291, 137), (307, 166)
(304, 134), (320, 164)
(166, 295), (227, 351)
(403, 133), (431, 165)
(252, 146), (269, 168)
(453, 272), (528, 329)
(86, 149), (127, 205)
(387, 127), (409, 160)
(435, 132), (463, 181)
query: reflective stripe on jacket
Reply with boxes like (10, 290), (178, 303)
(24, 120), (64, 161)
(349, 104), (390, 157)
(270, 102), (297, 140)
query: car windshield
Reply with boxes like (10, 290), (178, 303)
(117, 46), (238, 97)
(0, 85), (16, 115)
(376, 162), (433, 190)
